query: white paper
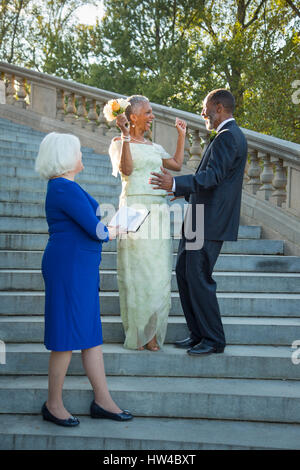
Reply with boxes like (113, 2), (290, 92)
(108, 206), (150, 232)
(0, 81), (5, 104)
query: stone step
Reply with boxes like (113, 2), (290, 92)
(0, 175), (120, 192)
(1, 291), (298, 317)
(0, 153), (113, 171)
(2, 414), (300, 450)
(0, 129), (108, 154)
(0, 201), (186, 224)
(0, 146), (111, 166)
(0, 136), (106, 156)
(0, 200), (119, 218)
(0, 343), (296, 380)
(0, 119), (45, 136)
(1, 375), (300, 425)
(0, 132), (48, 145)
(0, 121), (99, 148)
(0, 211), (259, 233)
(0, 217), (182, 234)
(0, 136), (108, 155)
(0, 163), (116, 179)
(1, 251), (298, 272)
(0, 138), (45, 152)
(0, 188), (119, 204)
(2, 269), (299, 293)
(1, 315), (299, 346)
(0, 233), (284, 254)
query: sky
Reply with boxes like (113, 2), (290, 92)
(74, 2), (105, 25)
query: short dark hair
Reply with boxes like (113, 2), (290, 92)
(206, 89), (235, 113)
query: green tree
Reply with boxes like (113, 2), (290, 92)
(0, 0), (97, 78)
(83, 0), (299, 141)
(82, 0), (203, 109)
(0, 0), (31, 63)
(0, 0), (299, 141)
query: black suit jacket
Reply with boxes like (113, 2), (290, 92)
(174, 120), (248, 241)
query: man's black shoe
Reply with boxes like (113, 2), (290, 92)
(174, 337), (200, 349)
(187, 341), (225, 356)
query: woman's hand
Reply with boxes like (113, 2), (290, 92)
(116, 114), (130, 136)
(107, 225), (128, 240)
(175, 118), (187, 138)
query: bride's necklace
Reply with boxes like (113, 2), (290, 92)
(130, 135), (148, 144)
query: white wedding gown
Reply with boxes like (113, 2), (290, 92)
(109, 139), (173, 349)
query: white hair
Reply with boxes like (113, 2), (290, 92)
(35, 132), (81, 179)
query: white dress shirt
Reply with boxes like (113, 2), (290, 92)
(171, 118), (235, 192)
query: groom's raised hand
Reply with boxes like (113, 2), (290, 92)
(149, 166), (173, 191)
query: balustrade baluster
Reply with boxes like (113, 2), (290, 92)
(16, 77), (27, 108)
(86, 99), (98, 131)
(6, 74), (16, 105)
(65, 92), (77, 124)
(270, 157), (287, 207)
(76, 95), (87, 128)
(186, 129), (202, 170)
(97, 101), (108, 135)
(56, 89), (65, 120)
(257, 153), (273, 201)
(245, 149), (261, 194)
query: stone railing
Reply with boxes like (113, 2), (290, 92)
(0, 61), (299, 218)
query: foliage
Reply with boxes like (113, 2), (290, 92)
(0, 0), (299, 142)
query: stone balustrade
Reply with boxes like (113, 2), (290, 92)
(0, 61), (299, 217)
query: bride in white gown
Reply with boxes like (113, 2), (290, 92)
(109, 95), (186, 351)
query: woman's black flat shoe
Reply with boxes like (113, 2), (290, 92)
(90, 400), (133, 421)
(41, 402), (80, 427)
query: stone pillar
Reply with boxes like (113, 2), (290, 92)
(257, 153), (273, 201)
(30, 83), (57, 117)
(270, 157), (287, 207)
(187, 129), (202, 170)
(6, 75), (16, 105)
(97, 101), (108, 135)
(245, 149), (261, 195)
(76, 95), (87, 128)
(56, 89), (65, 120)
(16, 77), (27, 108)
(86, 98), (98, 131)
(64, 92), (77, 124)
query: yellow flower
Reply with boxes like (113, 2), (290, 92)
(103, 98), (130, 122)
(111, 100), (120, 112)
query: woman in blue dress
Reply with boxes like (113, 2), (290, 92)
(35, 132), (132, 426)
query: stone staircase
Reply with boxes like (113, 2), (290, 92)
(1, 117), (300, 450)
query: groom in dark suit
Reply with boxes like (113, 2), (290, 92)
(150, 89), (248, 356)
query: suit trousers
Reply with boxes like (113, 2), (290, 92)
(175, 237), (226, 348)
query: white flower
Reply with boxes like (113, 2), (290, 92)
(103, 98), (130, 122)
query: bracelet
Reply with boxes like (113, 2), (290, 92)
(121, 134), (131, 142)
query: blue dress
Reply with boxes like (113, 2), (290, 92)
(41, 177), (109, 351)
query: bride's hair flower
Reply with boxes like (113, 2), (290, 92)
(103, 98), (130, 122)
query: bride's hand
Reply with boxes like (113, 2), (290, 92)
(175, 118), (187, 138)
(116, 114), (130, 136)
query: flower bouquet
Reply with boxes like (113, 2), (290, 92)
(103, 98), (130, 122)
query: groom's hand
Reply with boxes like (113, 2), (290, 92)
(149, 166), (173, 191)
(167, 192), (184, 202)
